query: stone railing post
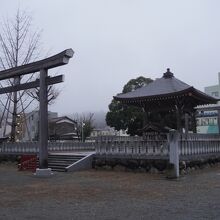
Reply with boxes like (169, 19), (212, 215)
(168, 130), (180, 178)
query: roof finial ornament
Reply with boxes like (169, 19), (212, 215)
(163, 68), (174, 78)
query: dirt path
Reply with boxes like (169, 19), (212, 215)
(0, 163), (219, 220)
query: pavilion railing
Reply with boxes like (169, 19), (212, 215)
(0, 141), (95, 154)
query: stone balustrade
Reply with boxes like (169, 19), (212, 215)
(0, 141), (95, 154)
(96, 135), (169, 157)
(1, 133), (220, 161)
(179, 133), (220, 156)
(96, 133), (220, 158)
(96, 132), (220, 178)
(1, 142), (39, 154)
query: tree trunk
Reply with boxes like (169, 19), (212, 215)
(11, 76), (20, 142)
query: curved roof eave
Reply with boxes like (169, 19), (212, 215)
(115, 75), (192, 100)
(114, 69), (218, 105)
(114, 86), (193, 102)
(114, 86), (218, 104)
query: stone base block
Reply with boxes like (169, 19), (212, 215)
(34, 168), (53, 177)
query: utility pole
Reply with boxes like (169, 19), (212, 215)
(82, 122), (85, 142)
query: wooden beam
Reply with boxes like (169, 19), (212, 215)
(0, 75), (63, 94)
(0, 49), (74, 80)
(184, 113), (189, 135)
(191, 110), (197, 133)
(176, 105), (182, 133)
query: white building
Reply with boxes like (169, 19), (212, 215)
(22, 111), (58, 141)
(204, 72), (220, 99)
(196, 108), (219, 134)
(197, 73), (220, 134)
(90, 126), (128, 138)
(0, 117), (12, 139)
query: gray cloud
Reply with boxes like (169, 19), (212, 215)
(1, 0), (220, 114)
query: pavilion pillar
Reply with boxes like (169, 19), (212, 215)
(191, 110), (197, 133)
(176, 106), (182, 133)
(143, 108), (149, 126)
(184, 113), (189, 135)
(142, 108), (149, 138)
(39, 68), (49, 169)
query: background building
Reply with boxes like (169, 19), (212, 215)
(22, 111), (58, 141)
(197, 73), (220, 134)
(90, 127), (128, 138)
(0, 116), (11, 139)
(49, 116), (77, 141)
(204, 72), (220, 99)
(21, 111), (77, 141)
(196, 108), (219, 133)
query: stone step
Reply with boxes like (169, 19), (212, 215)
(49, 164), (67, 169)
(48, 156), (83, 159)
(49, 158), (83, 161)
(45, 154), (86, 172)
(37, 159), (82, 164)
(48, 159), (78, 163)
(48, 157), (83, 161)
(48, 163), (70, 167)
(49, 167), (66, 172)
(48, 158), (79, 162)
(37, 160), (80, 165)
(49, 154), (84, 158)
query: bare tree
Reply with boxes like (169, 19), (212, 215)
(0, 9), (58, 141)
(72, 113), (94, 142)
(27, 76), (60, 105)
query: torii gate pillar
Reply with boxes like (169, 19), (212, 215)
(39, 68), (48, 169)
(35, 68), (52, 176)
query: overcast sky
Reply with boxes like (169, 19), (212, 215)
(1, 0), (220, 114)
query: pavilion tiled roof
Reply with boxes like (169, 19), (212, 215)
(114, 69), (218, 106)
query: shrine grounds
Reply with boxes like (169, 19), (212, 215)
(0, 163), (219, 220)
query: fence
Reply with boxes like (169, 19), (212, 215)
(96, 133), (220, 157)
(96, 135), (169, 157)
(1, 133), (220, 178)
(0, 141), (95, 154)
(96, 132), (220, 177)
(1, 134), (220, 158)
(179, 133), (220, 157)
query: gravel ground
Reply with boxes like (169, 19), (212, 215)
(0, 163), (219, 220)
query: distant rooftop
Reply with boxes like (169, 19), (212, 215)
(49, 116), (76, 124)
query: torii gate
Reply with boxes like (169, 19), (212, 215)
(0, 49), (74, 175)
